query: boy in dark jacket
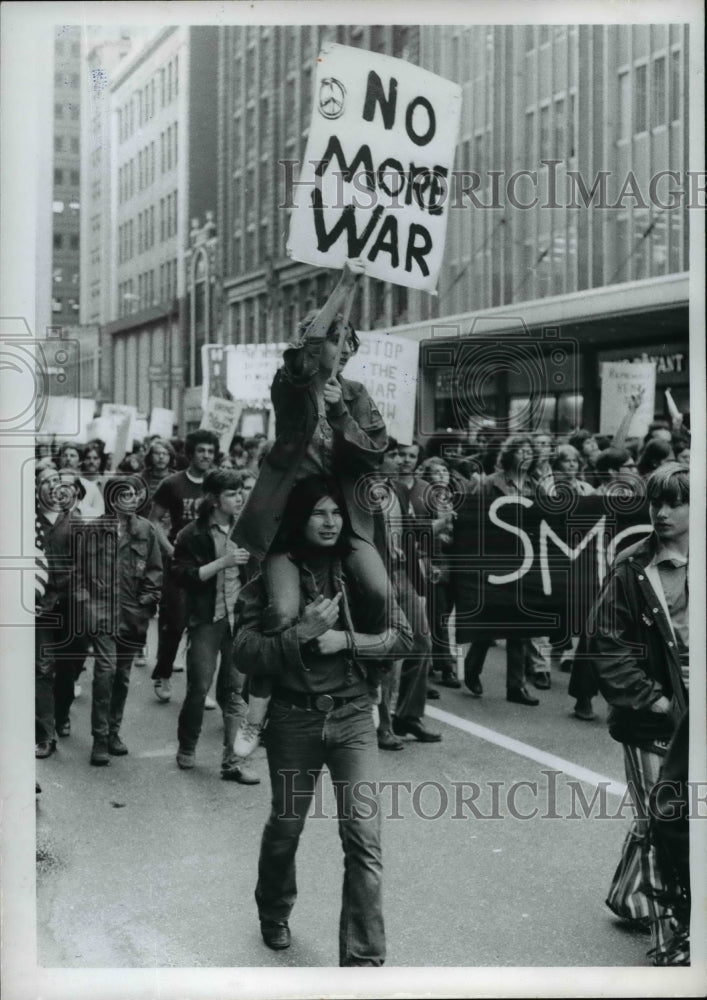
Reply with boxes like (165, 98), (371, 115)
(588, 462), (689, 965)
(171, 469), (259, 783)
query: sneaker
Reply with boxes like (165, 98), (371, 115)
(74, 682), (82, 699)
(154, 678), (171, 702)
(233, 721), (262, 758)
(221, 762), (260, 784)
(90, 738), (110, 766)
(176, 749), (195, 770)
(56, 718), (71, 738)
(204, 694), (217, 710)
(35, 739), (57, 759)
(108, 733), (129, 756)
(134, 655), (147, 668)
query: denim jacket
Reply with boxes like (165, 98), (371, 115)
(233, 554), (413, 682)
(234, 340), (387, 558)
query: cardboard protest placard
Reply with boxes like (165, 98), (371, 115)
(110, 414), (133, 470)
(226, 343), (287, 402)
(287, 43), (462, 292)
(346, 331), (419, 444)
(102, 403), (138, 448)
(201, 344), (234, 409)
(599, 361), (656, 439)
(148, 407), (175, 439)
(85, 416), (118, 454)
(200, 396), (244, 454)
(39, 397), (95, 439)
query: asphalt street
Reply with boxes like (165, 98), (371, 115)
(36, 628), (654, 969)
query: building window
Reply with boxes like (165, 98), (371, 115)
(71, 41), (80, 58)
(553, 97), (565, 160)
(70, 170), (80, 186)
(53, 233), (63, 250)
(55, 102), (64, 118)
(70, 234), (79, 250)
(52, 200), (64, 213)
(524, 111), (535, 167)
(618, 71), (630, 138)
(70, 105), (79, 120)
(670, 49), (681, 121)
(54, 136), (64, 153)
(52, 298), (63, 313)
(539, 104), (550, 160)
(652, 55), (666, 129)
(54, 168), (64, 185)
(634, 63), (647, 133)
(70, 73), (79, 89)
(70, 137), (79, 154)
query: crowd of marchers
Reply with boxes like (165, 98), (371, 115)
(34, 262), (691, 968)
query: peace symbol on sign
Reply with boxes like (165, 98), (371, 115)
(318, 78), (346, 119)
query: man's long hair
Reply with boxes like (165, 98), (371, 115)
(271, 476), (353, 559)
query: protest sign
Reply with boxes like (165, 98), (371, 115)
(201, 344), (234, 409)
(102, 403), (138, 445)
(133, 417), (148, 444)
(85, 416), (118, 454)
(200, 396), (243, 454)
(287, 43), (462, 292)
(226, 342), (287, 403)
(599, 361), (656, 439)
(450, 492), (651, 641)
(110, 414), (133, 470)
(39, 397), (94, 439)
(148, 407), (175, 439)
(346, 332), (419, 444)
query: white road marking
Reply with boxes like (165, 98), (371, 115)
(425, 705), (628, 797)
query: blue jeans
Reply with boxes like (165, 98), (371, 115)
(255, 696), (385, 966)
(177, 618), (247, 755)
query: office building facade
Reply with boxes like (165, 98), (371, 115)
(51, 25), (83, 330)
(95, 26), (218, 428)
(215, 23), (690, 438)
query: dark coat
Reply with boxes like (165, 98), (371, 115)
(371, 477), (428, 596)
(233, 555), (413, 681)
(75, 514), (162, 635)
(117, 515), (163, 637)
(234, 351), (387, 558)
(172, 518), (252, 627)
(586, 535), (687, 749)
(36, 508), (82, 616)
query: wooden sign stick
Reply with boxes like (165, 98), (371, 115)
(330, 282), (359, 373)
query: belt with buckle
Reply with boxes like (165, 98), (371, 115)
(272, 687), (361, 713)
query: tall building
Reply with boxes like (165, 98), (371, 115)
(214, 23), (689, 436)
(51, 25), (83, 329)
(96, 26), (218, 427)
(407, 23), (690, 435)
(80, 27), (135, 329)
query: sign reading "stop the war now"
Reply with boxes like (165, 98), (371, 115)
(287, 44), (462, 293)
